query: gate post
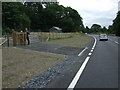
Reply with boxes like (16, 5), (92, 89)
(12, 31), (16, 46)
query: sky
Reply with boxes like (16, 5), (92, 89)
(58, 0), (119, 28)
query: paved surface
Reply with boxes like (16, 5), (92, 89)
(45, 35), (118, 89)
(16, 42), (84, 56)
(75, 35), (118, 88)
(3, 34), (119, 89)
(13, 37), (93, 88)
(3, 39), (84, 55)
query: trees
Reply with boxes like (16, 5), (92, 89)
(2, 2), (31, 32)
(2, 2), (83, 33)
(91, 24), (101, 32)
(112, 11), (120, 36)
(24, 2), (43, 30)
(108, 25), (115, 34)
(85, 24), (109, 34)
(102, 26), (107, 33)
(39, 4), (83, 32)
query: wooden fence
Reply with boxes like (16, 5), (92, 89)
(12, 32), (74, 46)
(30, 32), (73, 41)
(12, 31), (26, 46)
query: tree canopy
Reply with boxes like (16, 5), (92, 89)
(2, 2), (83, 33)
(112, 11), (120, 36)
(84, 24), (108, 34)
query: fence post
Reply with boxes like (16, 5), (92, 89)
(13, 31), (16, 46)
(7, 34), (9, 47)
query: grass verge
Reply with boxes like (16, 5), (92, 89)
(2, 47), (67, 88)
(46, 33), (93, 48)
(48, 35), (73, 41)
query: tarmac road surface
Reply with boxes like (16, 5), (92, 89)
(45, 34), (118, 89)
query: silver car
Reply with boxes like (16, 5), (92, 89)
(99, 34), (108, 41)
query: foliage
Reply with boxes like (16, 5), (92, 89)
(2, 2), (83, 33)
(2, 2), (31, 32)
(108, 25), (115, 34)
(85, 24), (109, 34)
(112, 11), (120, 36)
(91, 24), (101, 32)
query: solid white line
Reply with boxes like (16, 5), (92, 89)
(92, 36), (97, 49)
(67, 57), (90, 89)
(78, 47), (88, 56)
(88, 53), (92, 56)
(67, 36), (97, 89)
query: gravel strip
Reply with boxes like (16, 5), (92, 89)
(17, 42), (83, 55)
(19, 55), (81, 88)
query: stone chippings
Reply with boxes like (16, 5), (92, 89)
(21, 56), (79, 88)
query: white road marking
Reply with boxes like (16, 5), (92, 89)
(88, 53), (92, 56)
(67, 57), (90, 89)
(78, 47), (88, 56)
(109, 39), (119, 45)
(114, 41), (119, 44)
(92, 36), (97, 49)
(67, 36), (97, 89)
(91, 50), (93, 52)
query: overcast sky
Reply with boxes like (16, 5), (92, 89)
(58, 0), (119, 28)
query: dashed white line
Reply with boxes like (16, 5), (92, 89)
(91, 50), (93, 52)
(67, 36), (97, 89)
(88, 53), (92, 56)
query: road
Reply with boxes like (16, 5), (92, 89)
(45, 35), (119, 89)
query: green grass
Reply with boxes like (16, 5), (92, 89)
(46, 33), (93, 48)
(49, 35), (73, 41)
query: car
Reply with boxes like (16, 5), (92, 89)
(99, 34), (108, 41)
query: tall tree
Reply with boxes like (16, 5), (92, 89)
(91, 24), (101, 32)
(2, 2), (31, 32)
(108, 25), (115, 34)
(113, 11), (120, 36)
(2, 2), (83, 33)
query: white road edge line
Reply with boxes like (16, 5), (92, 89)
(78, 47), (88, 56)
(91, 50), (93, 52)
(88, 53), (92, 56)
(92, 36), (97, 49)
(67, 57), (90, 89)
(67, 36), (97, 89)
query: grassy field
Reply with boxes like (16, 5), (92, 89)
(2, 47), (67, 88)
(46, 33), (93, 48)
(2, 32), (93, 88)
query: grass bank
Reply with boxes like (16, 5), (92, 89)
(2, 47), (67, 88)
(46, 33), (93, 48)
